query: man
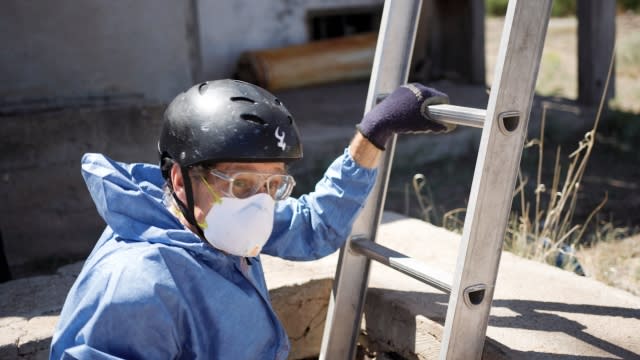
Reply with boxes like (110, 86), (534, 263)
(50, 79), (451, 359)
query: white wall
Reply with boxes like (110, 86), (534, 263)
(196, 0), (383, 81)
(0, 0), (383, 104)
(0, 1), (198, 103)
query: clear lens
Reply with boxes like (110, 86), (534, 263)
(209, 170), (295, 200)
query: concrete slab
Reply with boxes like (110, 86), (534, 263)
(3, 209), (636, 359)
(360, 212), (640, 359)
(263, 211), (640, 358)
(0, 266), (78, 359)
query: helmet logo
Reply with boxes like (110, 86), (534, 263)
(275, 127), (286, 151)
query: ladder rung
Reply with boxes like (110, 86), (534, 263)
(350, 237), (452, 294)
(427, 104), (486, 129)
(376, 93), (485, 129)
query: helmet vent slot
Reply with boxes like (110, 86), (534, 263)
(287, 116), (293, 124)
(241, 113), (266, 126)
(198, 82), (209, 95)
(231, 96), (256, 104)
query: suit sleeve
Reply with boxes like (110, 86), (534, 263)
(262, 148), (377, 260)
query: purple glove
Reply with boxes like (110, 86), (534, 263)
(357, 83), (454, 149)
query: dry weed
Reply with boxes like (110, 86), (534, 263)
(577, 232), (640, 296)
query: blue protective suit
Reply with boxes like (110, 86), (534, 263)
(50, 149), (376, 360)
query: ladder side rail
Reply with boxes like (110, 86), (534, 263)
(439, 1), (553, 359)
(319, 0), (423, 359)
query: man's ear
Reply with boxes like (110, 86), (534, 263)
(170, 163), (186, 203)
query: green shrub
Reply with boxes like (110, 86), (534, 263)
(486, 0), (575, 17)
(551, 0), (576, 17)
(486, 0), (509, 16)
(485, 0), (640, 16)
(619, 0), (640, 12)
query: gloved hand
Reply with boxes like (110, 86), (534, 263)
(356, 83), (455, 150)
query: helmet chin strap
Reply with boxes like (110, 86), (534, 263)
(172, 166), (205, 239)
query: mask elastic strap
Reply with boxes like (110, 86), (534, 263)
(200, 175), (222, 206)
(173, 166), (205, 239)
(197, 175), (224, 230)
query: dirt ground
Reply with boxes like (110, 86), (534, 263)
(386, 15), (640, 296)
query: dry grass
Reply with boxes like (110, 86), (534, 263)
(577, 233), (640, 296)
(485, 15), (640, 295)
(505, 99), (606, 271)
(407, 16), (640, 295)
(404, 16), (640, 296)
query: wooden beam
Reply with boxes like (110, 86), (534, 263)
(235, 33), (376, 91)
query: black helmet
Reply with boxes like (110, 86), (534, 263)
(159, 79), (302, 176)
(158, 79), (302, 238)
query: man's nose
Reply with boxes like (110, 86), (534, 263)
(259, 181), (269, 193)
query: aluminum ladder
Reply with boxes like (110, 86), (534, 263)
(319, 0), (553, 359)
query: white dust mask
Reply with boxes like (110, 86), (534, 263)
(201, 193), (275, 257)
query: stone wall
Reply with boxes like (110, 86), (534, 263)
(0, 105), (165, 272)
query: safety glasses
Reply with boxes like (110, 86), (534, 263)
(208, 169), (296, 201)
